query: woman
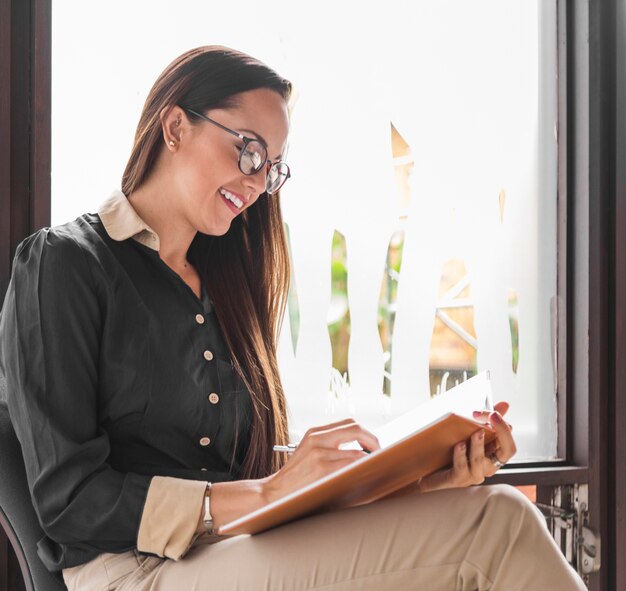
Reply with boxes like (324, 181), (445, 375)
(0, 46), (585, 590)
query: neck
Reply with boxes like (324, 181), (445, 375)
(128, 167), (196, 269)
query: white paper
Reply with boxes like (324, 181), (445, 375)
(340, 371), (493, 450)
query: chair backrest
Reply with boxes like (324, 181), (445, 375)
(0, 375), (67, 591)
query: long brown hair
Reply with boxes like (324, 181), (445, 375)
(122, 46), (291, 479)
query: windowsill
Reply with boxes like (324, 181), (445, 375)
(487, 464), (587, 486)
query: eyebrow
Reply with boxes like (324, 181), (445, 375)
(239, 128), (283, 161)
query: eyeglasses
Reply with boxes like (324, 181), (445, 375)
(182, 107), (291, 195)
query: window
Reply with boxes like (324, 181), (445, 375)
(52, 0), (559, 461)
(4, 0), (624, 586)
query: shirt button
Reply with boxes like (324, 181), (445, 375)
(195, 314), (205, 325)
(208, 392), (220, 404)
(199, 436), (211, 446)
(203, 350), (214, 361)
(200, 468), (208, 472)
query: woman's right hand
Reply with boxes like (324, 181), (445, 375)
(262, 418), (381, 504)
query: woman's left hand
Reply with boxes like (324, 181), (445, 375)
(417, 401), (517, 493)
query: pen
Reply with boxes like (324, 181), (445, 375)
(272, 444), (298, 453)
(273, 444), (372, 454)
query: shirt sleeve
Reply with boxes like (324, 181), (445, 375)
(137, 476), (208, 559)
(0, 228), (159, 565)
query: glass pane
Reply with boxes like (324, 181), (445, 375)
(52, 0), (558, 460)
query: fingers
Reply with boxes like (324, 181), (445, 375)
(419, 428), (503, 494)
(302, 419), (381, 454)
(418, 443), (468, 493)
(430, 432), (487, 490)
(484, 438), (502, 458)
(494, 401), (510, 416)
(319, 421), (381, 453)
(449, 433), (486, 487)
(468, 429), (486, 484)
(310, 446), (368, 465)
(327, 450), (373, 471)
(303, 417), (357, 437)
(455, 428), (499, 485)
(472, 401), (509, 418)
(451, 440), (470, 483)
(488, 411), (517, 462)
(472, 405), (513, 431)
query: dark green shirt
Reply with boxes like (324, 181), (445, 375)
(0, 197), (253, 571)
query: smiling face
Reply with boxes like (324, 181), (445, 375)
(165, 87), (290, 237)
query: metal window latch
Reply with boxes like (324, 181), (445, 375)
(577, 524), (601, 574)
(537, 484), (601, 580)
(536, 500), (576, 564)
(575, 486), (601, 576)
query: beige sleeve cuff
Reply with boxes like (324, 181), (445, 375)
(137, 476), (207, 560)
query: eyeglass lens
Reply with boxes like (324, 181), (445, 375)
(240, 140), (266, 174)
(238, 139), (289, 194)
(266, 162), (289, 194)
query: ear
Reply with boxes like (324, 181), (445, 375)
(159, 105), (185, 152)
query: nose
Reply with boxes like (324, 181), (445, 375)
(242, 168), (268, 200)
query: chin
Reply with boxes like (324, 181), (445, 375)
(198, 222), (231, 238)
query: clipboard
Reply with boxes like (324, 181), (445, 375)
(216, 412), (497, 536)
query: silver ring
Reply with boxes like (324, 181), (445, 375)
(489, 452), (506, 469)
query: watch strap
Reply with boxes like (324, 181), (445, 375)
(203, 482), (213, 533)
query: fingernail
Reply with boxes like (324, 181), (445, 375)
(472, 410), (481, 417)
(492, 412), (503, 423)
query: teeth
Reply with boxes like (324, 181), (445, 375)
(219, 188), (243, 209)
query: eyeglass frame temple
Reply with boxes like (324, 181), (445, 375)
(182, 106), (273, 167)
(182, 107), (249, 140)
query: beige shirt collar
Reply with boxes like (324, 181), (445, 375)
(97, 190), (161, 252)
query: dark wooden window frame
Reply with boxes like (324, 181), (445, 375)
(0, 0), (50, 300)
(614, 0), (626, 588)
(0, 0), (623, 589)
(1, 1), (51, 589)
(489, 1), (623, 589)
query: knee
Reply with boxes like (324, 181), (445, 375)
(481, 484), (545, 528)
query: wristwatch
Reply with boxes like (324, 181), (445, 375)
(203, 482), (214, 533)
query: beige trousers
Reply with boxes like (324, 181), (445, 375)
(61, 484), (586, 591)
